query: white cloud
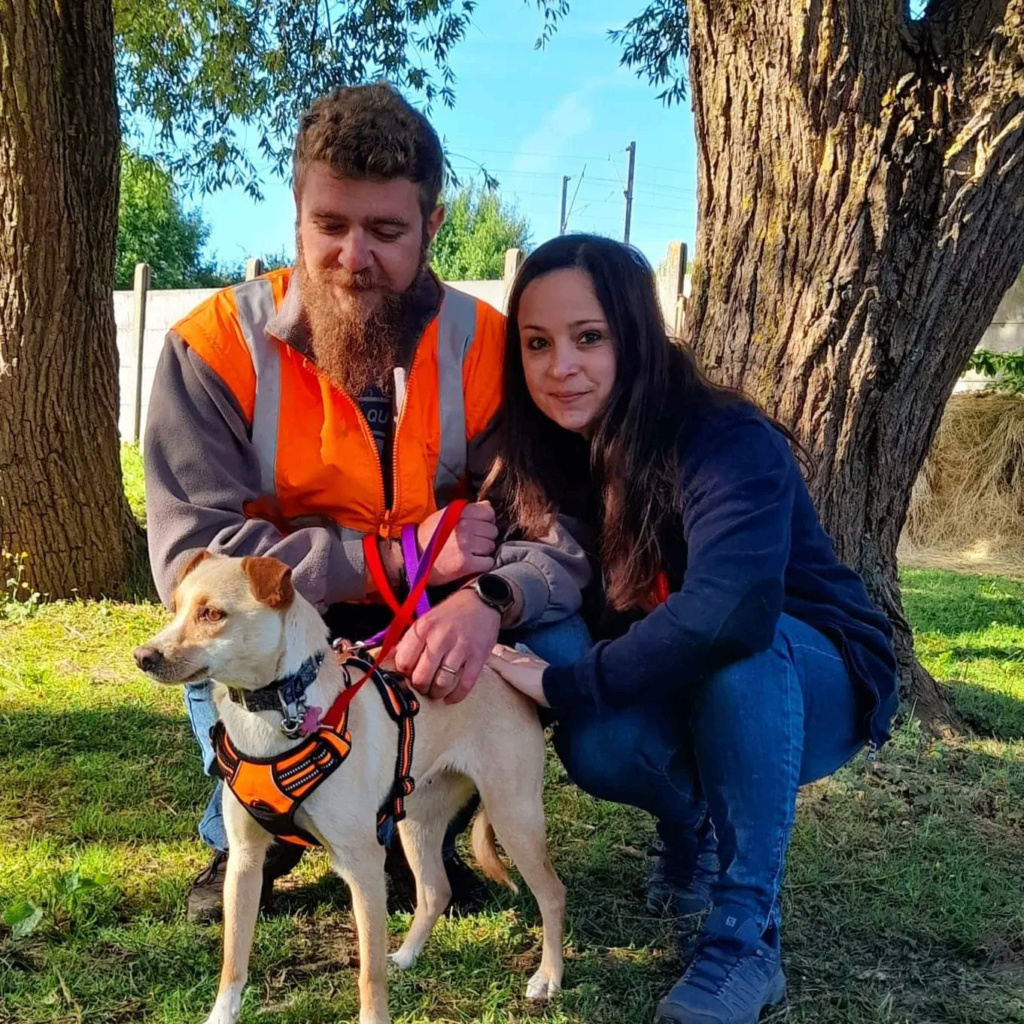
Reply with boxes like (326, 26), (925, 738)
(511, 90), (595, 177)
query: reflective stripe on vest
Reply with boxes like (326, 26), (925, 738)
(231, 279), (478, 519)
(433, 286), (478, 504)
(233, 278), (280, 498)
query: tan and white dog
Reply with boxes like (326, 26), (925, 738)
(134, 551), (564, 1024)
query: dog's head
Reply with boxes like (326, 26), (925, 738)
(133, 551), (296, 688)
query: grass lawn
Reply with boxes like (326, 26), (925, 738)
(2, 460), (1024, 1022)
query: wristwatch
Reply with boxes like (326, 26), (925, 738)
(466, 573), (515, 617)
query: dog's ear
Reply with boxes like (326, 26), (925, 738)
(241, 556), (294, 609)
(172, 548), (216, 610)
(171, 550), (214, 609)
(177, 549), (214, 586)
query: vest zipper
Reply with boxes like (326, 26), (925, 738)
(303, 324), (429, 536)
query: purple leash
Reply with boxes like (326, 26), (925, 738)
(354, 524), (436, 648)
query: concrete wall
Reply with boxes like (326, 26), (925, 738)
(118, 266), (1022, 439)
(954, 275), (1024, 392)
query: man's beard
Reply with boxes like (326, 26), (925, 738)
(299, 244), (433, 396)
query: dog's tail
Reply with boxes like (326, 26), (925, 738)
(471, 806), (518, 893)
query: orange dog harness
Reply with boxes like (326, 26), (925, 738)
(211, 660), (419, 847)
(210, 501), (466, 848)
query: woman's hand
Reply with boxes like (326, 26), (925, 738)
(487, 644), (551, 707)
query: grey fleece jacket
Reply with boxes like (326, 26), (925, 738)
(143, 282), (589, 627)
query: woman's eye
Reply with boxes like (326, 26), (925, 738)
(580, 331), (603, 345)
(526, 336), (549, 351)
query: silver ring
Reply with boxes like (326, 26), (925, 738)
(438, 665), (459, 675)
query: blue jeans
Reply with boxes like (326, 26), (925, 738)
(184, 614), (594, 852)
(551, 613), (865, 932)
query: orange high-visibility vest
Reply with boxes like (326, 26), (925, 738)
(172, 268), (505, 540)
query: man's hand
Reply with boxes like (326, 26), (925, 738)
(417, 501), (497, 586)
(394, 589), (501, 703)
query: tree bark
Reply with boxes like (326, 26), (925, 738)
(0, 1), (139, 599)
(685, 0), (1024, 730)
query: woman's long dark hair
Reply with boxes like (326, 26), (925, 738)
(495, 233), (798, 612)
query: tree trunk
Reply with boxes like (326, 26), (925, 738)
(0, 1), (138, 599)
(685, 0), (1024, 731)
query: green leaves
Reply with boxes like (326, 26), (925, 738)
(3, 902), (43, 940)
(116, 147), (235, 288)
(966, 349), (1024, 394)
(115, 0), (481, 196)
(1, 869), (116, 940)
(431, 187), (530, 281)
(610, 1), (689, 106)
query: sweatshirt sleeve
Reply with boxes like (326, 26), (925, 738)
(144, 331), (369, 611)
(542, 416), (795, 712)
(465, 414), (591, 628)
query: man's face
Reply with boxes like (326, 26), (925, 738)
(296, 162), (444, 316)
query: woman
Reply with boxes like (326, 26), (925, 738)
(486, 235), (898, 1024)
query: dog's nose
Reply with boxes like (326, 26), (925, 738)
(134, 646), (163, 672)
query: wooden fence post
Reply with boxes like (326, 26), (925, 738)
(131, 262), (151, 445)
(245, 257), (264, 281)
(502, 248), (524, 311)
(656, 242), (688, 337)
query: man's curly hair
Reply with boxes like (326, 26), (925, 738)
(293, 82), (444, 217)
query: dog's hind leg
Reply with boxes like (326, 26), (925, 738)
(389, 773), (474, 969)
(331, 834), (390, 1024)
(204, 797), (274, 1024)
(475, 776), (565, 1002)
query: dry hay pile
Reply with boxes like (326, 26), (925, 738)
(901, 392), (1024, 577)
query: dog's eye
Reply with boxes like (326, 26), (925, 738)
(198, 606), (224, 623)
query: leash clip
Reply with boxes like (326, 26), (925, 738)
(279, 690), (306, 739)
(279, 715), (303, 739)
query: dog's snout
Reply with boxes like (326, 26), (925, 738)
(134, 645), (163, 672)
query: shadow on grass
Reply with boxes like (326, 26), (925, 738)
(0, 707), (206, 849)
(901, 568), (1024, 634)
(944, 679), (1024, 741)
(6, 702), (1024, 1023)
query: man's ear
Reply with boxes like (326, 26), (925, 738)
(241, 556), (295, 609)
(426, 203), (445, 243)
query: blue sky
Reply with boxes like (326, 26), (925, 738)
(196, 1), (698, 274)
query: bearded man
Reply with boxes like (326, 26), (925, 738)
(144, 83), (590, 922)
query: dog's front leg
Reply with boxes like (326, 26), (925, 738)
(203, 804), (273, 1024)
(333, 839), (390, 1024)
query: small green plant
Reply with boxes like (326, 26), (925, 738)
(966, 348), (1024, 394)
(1, 869), (114, 940)
(1, 549), (42, 622)
(50, 867), (113, 930)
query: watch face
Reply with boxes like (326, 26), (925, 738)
(478, 574), (513, 608)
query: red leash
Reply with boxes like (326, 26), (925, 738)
(321, 500), (467, 730)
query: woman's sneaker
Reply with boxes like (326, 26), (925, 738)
(654, 906), (785, 1024)
(646, 836), (715, 918)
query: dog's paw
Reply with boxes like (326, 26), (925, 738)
(525, 969), (561, 1002)
(388, 948), (418, 971)
(201, 986), (242, 1024)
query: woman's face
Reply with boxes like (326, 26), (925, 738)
(516, 268), (617, 437)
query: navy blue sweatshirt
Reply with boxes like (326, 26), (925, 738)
(542, 401), (899, 750)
